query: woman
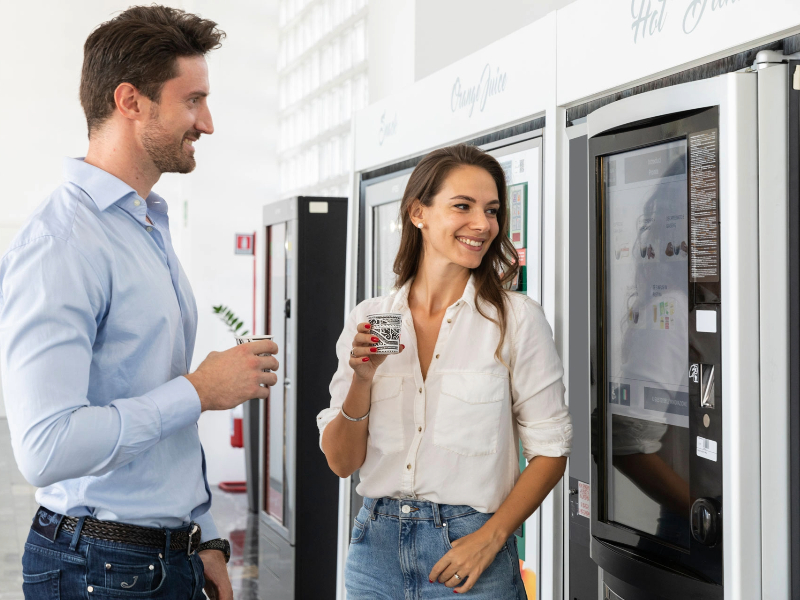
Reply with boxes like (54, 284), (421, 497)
(317, 144), (572, 598)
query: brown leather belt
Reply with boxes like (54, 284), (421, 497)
(60, 515), (202, 554)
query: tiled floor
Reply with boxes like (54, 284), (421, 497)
(0, 417), (258, 599)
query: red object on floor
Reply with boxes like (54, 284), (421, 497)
(219, 481), (247, 493)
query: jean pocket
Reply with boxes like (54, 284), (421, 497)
(434, 373), (507, 456)
(368, 376), (405, 455)
(85, 546), (167, 597)
(442, 510), (488, 551)
(22, 569), (60, 599)
(350, 519), (367, 545)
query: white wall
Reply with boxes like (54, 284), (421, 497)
(413, 0), (578, 81)
(0, 0), (278, 485)
(367, 0), (416, 103)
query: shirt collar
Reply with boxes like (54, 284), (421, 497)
(390, 273), (478, 313)
(62, 157), (169, 214)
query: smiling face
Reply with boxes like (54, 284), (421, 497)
(413, 165), (501, 270)
(141, 55), (214, 174)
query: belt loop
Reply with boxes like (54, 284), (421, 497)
(164, 529), (172, 565)
(432, 502), (443, 529)
(365, 497), (378, 521)
(69, 517), (86, 551)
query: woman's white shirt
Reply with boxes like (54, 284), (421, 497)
(316, 276), (572, 514)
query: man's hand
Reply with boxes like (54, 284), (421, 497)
(199, 549), (233, 600)
(185, 339), (279, 412)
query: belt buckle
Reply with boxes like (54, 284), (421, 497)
(187, 524), (199, 556)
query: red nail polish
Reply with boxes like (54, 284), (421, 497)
(370, 347), (377, 353)
(429, 580), (433, 583)
(365, 324), (371, 329)
(371, 337), (380, 343)
(362, 357), (369, 362)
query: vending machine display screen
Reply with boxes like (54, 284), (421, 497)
(603, 139), (692, 549)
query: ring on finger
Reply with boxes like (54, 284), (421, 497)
(350, 348), (357, 358)
(453, 573), (461, 581)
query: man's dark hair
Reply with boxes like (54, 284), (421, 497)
(80, 5), (225, 135)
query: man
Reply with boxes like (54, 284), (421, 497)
(0, 6), (276, 599)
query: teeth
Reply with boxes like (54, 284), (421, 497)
(457, 237), (483, 247)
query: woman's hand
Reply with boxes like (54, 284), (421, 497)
(348, 322), (404, 381)
(428, 526), (506, 594)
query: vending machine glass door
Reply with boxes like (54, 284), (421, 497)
(362, 169), (412, 300)
(590, 107), (725, 595)
(265, 222), (287, 525)
(372, 200), (402, 297)
(602, 139), (692, 550)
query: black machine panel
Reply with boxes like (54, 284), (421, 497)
(263, 196), (348, 600)
(589, 109), (723, 600)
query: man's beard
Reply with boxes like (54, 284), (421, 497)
(142, 115), (198, 174)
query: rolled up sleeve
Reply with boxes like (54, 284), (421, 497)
(510, 297), (572, 461)
(316, 306), (360, 451)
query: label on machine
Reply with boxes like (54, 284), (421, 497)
(688, 130), (720, 282)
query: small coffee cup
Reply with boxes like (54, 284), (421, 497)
(367, 313), (402, 354)
(235, 335), (274, 383)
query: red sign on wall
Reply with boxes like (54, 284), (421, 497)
(235, 233), (255, 255)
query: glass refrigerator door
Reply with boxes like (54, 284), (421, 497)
(488, 137), (543, 302)
(372, 200), (402, 297)
(487, 135), (544, 598)
(265, 223), (288, 526)
(363, 170), (412, 299)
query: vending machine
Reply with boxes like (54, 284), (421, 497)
(585, 65), (795, 600)
(259, 196), (348, 600)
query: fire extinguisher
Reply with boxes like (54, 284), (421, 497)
(230, 404), (244, 448)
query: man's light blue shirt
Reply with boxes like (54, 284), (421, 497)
(0, 158), (218, 541)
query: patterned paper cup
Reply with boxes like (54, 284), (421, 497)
(235, 334), (274, 386)
(367, 313), (402, 354)
(235, 335), (274, 360)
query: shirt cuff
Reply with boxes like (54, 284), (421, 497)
(194, 510), (220, 543)
(316, 406), (341, 452)
(145, 376), (202, 440)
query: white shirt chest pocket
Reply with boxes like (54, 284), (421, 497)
(434, 373), (507, 456)
(368, 376), (405, 455)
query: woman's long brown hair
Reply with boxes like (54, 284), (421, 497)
(393, 144), (519, 363)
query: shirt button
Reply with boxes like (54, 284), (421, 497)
(406, 463), (411, 470)
(134, 199), (141, 207)
(146, 226), (153, 232)
(447, 319), (452, 323)
(401, 505), (411, 514)
(419, 387), (422, 393)
(418, 426), (422, 432)
(435, 354), (440, 359)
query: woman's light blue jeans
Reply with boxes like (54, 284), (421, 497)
(345, 497), (527, 600)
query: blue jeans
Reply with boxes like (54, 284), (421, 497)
(345, 498), (527, 600)
(21, 518), (205, 599)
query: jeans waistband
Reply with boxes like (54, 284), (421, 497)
(363, 497), (482, 527)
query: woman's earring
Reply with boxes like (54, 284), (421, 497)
(417, 222), (423, 229)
